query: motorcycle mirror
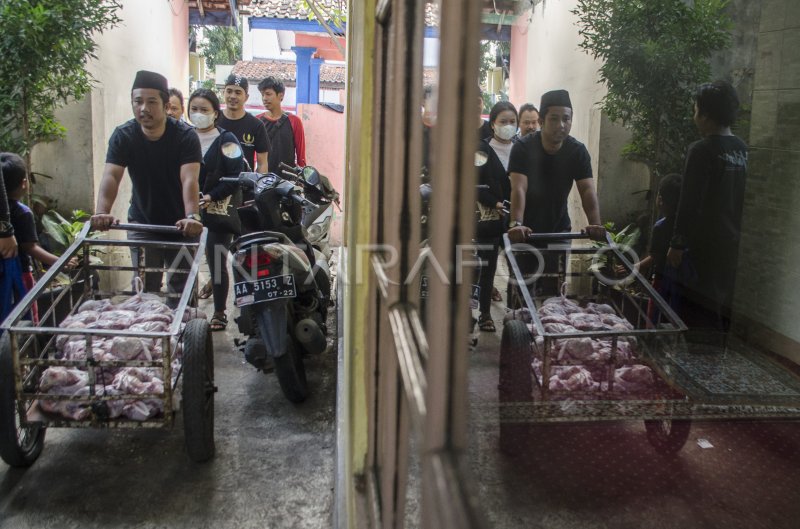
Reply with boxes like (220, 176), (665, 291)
(221, 142), (243, 159)
(302, 166), (320, 185)
(474, 151), (489, 167)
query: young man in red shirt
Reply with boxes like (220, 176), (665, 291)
(257, 77), (306, 170)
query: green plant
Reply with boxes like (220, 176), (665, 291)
(587, 222), (641, 274)
(573, 0), (731, 179)
(0, 0), (121, 199)
(37, 206), (102, 266)
(201, 25), (242, 70)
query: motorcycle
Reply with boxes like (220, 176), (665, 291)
(278, 163), (340, 261)
(219, 168), (330, 404)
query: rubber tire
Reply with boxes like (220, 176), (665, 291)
(274, 338), (308, 404)
(644, 419), (691, 456)
(0, 323), (46, 467)
(498, 320), (533, 455)
(182, 318), (215, 462)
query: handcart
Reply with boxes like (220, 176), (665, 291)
(0, 223), (215, 467)
(499, 232), (800, 455)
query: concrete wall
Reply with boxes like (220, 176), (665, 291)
(298, 104), (345, 245)
(733, 0), (800, 361)
(520, 0), (649, 229)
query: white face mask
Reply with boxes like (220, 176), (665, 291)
(495, 124), (517, 141)
(190, 112), (215, 129)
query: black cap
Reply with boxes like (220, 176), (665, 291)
(131, 70), (169, 93)
(540, 89), (572, 117)
(224, 73), (249, 93)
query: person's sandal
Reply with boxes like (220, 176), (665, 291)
(210, 312), (227, 331)
(478, 313), (496, 332)
(198, 280), (213, 300)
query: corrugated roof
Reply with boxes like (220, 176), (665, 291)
(233, 59), (439, 89)
(247, 0), (439, 26)
(231, 59), (347, 87)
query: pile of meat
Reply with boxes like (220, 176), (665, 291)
(506, 296), (655, 393)
(37, 293), (202, 421)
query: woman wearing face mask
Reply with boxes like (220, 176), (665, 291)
(474, 101), (518, 333)
(188, 88), (244, 331)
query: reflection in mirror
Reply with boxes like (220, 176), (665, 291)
(221, 141), (242, 159)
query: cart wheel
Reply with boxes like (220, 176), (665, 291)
(0, 323), (46, 467)
(182, 318), (215, 462)
(499, 320), (533, 455)
(644, 419), (691, 456)
(274, 338), (308, 404)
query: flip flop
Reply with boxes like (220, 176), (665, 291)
(198, 280), (213, 300)
(478, 313), (496, 332)
(210, 312), (227, 331)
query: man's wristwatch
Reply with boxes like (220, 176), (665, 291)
(186, 213), (202, 222)
(508, 220), (522, 229)
(0, 220), (13, 234)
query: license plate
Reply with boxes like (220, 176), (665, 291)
(234, 274), (296, 307)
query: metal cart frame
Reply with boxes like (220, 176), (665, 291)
(499, 232), (800, 455)
(0, 223), (215, 467)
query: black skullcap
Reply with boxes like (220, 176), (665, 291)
(540, 89), (572, 117)
(131, 70), (169, 93)
(224, 73), (249, 92)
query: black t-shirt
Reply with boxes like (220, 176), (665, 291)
(670, 135), (747, 306)
(217, 113), (270, 172)
(105, 118), (202, 226)
(9, 199), (37, 271)
(507, 132), (593, 233)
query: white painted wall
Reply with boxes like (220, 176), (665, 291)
(521, 0), (649, 229)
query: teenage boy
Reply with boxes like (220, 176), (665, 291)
(257, 76), (306, 170)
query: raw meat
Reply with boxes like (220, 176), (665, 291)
(549, 365), (595, 391)
(77, 299), (114, 313)
(614, 365), (655, 392)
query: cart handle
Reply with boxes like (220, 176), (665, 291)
(110, 223), (183, 235)
(525, 232), (589, 242)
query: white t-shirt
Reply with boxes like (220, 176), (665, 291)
(489, 138), (513, 171)
(197, 127), (221, 157)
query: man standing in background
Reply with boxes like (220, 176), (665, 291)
(216, 74), (270, 175)
(517, 103), (540, 138)
(257, 76), (307, 170)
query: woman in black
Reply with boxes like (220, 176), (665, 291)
(475, 101), (517, 332)
(188, 89), (244, 331)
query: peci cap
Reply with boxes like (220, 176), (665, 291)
(539, 89), (572, 117)
(224, 73), (249, 93)
(132, 70), (169, 93)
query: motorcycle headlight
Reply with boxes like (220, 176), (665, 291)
(307, 223), (323, 240)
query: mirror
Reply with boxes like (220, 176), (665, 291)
(221, 142), (242, 159)
(302, 166), (320, 185)
(474, 151), (489, 167)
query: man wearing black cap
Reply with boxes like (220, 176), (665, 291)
(91, 70), (203, 305)
(217, 74), (270, 175)
(507, 89), (604, 242)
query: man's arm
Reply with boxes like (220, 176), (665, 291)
(91, 163), (125, 230)
(292, 115), (307, 167)
(175, 162), (203, 238)
(255, 151), (268, 174)
(576, 178), (601, 225)
(508, 171), (532, 242)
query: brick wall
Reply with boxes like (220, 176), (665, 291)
(734, 0), (800, 362)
